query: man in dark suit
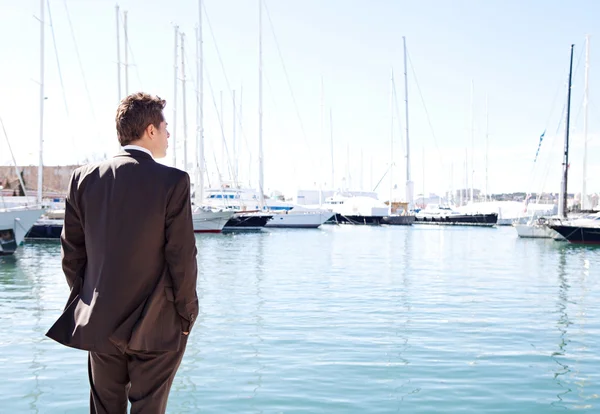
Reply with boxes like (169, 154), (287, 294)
(46, 92), (199, 414)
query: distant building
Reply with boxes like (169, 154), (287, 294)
(0, 165), (79, 198)
(414, 193), (446, 208)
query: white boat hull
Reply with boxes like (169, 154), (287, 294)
(265, 211), (334, 228)
(192, 210), (234, 233)
(514, 223), (558, 239)
(0, 207), (45, 254)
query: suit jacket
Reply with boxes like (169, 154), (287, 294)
(46, 149), (198, 354)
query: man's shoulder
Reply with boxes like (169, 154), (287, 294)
(164, 165), (190, 182)
(71, 159), (117, 179)
(147, 162), (190, 185)
(71, 158), (189, 185)
(70, 161), (103, 180)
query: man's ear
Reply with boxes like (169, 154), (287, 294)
(146, 123), (155, 138)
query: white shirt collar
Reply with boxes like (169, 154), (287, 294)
(122, 145), (153, 159)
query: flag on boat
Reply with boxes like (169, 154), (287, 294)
(533, 130), (546, 163)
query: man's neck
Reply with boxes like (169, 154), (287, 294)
(123, 144), (153, 158)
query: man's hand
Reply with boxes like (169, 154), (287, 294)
(182, 331), (189, 336)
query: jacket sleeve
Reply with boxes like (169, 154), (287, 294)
(165, 172), (199, 332)
(60, 170), (87, 289)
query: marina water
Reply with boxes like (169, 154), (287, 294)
(1, 225), (599, 413)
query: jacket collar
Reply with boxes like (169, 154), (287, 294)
(115, 148), (155, 161)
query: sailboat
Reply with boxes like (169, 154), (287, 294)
(0, 154), (45, 247)
(514, 216), (559, 238)
(548, 39), (600, 244)
(2, 0), (49, 248)
(515, 43), (576, 240)
(382, 37), (415, 226)
(0, 207), (44, 254)
(185, 1), (234, 233)
(255, 0), (332, 229)
(549, 212), (600, 243)
(190, 1), (272, 232)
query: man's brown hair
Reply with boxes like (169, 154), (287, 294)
(115, 92), (166, 146)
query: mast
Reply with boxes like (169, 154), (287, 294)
(196, 0), (204, 207)
(370, 156), (373, 191)
(181, 32), (188, 172)
(240, 84), (244, 185)
(116, 5), (122, 152)
(233, 90), (237, 185)
(123, 10), (128, 95)
(346, 143), (350, 189)
(319, 76), (324, 205)
(172, 25), (179, 168)
(389, 68), (394, 215)
(116, 5), (121, 102)
(330, 108), (334, 190)
(243, 84), (251, 187)
(464, 149), (468, 206)
(38, 0), (45, 205)
(220, 90), (224, 178)
(258, 0), (265, 207)
(485, 94), (489, 202)
(422, 147), (425, 208)
(459, 165), (463, 206)
(469, 80), (474, 203)
(582, 35), (590, 210)
(360, 149), (364, 191)
(403, 36), (413, 210)
(559, 44), (575, 219)
(450, 162), (454, 205)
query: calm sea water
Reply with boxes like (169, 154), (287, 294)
(1, 225), (599, 413)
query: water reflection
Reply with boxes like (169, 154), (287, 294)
(392, 228), (419, 406)
(551, 246), (572, 409)
(0, 243), (59, 413)
(169, 236), (210, 411)
(251, 234), (265, 412)
(552, 243), (598, 410)
(26, 246), (47, 414)
(0, 254), (26, 291)
(400, 226), (412, 351)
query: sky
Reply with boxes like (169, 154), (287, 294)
(1, 0), (600, 200)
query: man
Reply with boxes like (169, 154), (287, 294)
(46, 92), (198, 414)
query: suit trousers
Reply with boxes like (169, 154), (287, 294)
(88, 336), (188, 414)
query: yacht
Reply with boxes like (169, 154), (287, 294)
(204, 187), (332, 229)
(0, 206), (45, 254)
(415, 204), (498, 227)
